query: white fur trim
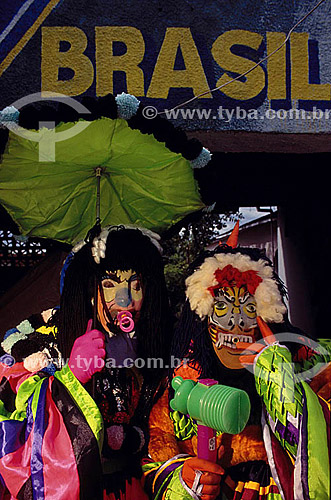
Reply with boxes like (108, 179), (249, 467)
(72, 240), (86, 253)
(186, 253), (287, 323)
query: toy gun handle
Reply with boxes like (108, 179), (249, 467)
(197, 379), (218, 462)
(198, 424), (217, 462)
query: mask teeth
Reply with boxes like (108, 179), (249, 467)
(215, 333), (253, 349)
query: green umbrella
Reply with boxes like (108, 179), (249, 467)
(0, 94), (208, 245)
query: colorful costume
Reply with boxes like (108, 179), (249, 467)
(0, 226), (173, 500)
(144, 224), (331, 500)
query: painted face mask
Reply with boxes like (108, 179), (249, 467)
(186, 223), (287, 370)
(208, 284), (258, 369)
(97, 269), (143, 335)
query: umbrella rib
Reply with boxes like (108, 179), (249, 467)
(97, 117), (118, 226)
(106, 174), (134, 222)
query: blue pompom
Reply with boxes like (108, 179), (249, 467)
(116, 93), (140, 120)
(190, 147), (212, 169)
(0, 106), (19, 127)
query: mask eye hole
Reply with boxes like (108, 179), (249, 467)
(131, 279), (141, 292)
(102, 279), (115, 289)
(213, 288), (222, 298)
(245, 303), (256, 313)
(215, 301), (227, 311)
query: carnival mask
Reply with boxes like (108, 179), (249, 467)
(97, 269), (143, 335)
(208, 285), (258, 369)
(185, 223), (287, 370)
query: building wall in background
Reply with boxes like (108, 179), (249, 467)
(0, 0), (330, 133)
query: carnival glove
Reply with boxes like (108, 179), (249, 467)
(181, 457), (224, 500)
(68, 319), (105, 384)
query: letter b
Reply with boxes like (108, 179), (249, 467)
(41, 27), (94, 95)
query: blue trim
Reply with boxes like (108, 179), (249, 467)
(60, 251), (74, 295)
(0, 0), (51, 62)
(0, 396), (34, 459)
(30, 379), (47, 500)
(0, 419), (27, 458)
(3, 329), (18, 340)
(26, 394), (34, 439)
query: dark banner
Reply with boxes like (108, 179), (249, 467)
(0, 0), (330, 131)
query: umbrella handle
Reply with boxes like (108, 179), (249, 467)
(95, 166), (102, 224)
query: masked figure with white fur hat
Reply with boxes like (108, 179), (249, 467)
(144, 222), (331, 500)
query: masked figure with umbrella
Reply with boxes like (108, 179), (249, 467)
(0, 224), (176, 500)
(0, 92), (212, 499)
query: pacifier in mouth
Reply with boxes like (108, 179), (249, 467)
(117, 311), (135, 333)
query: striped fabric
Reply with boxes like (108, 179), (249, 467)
(0, 361), (103, 500)
(143, 455), (190, 499)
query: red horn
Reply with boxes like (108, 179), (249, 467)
(226, 221), (239, 248)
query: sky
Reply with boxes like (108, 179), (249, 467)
(219, 206), (277, 235)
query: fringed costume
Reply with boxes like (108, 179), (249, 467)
(0, 226), (173, 500)
(144, 223), (331, 500)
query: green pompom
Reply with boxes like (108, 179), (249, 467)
(16, 320), (34, 335)
(1, 331), (28, 354)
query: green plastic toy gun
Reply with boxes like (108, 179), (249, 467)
(170, 376), (251, 462)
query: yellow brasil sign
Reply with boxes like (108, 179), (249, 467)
(41, 27), (330, 101)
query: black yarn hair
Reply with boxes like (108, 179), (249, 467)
(54, 227), (173, 380)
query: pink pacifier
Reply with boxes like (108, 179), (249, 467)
(117, 311), (135, 333)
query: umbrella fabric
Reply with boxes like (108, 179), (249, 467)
(0, 116), (204, 244)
